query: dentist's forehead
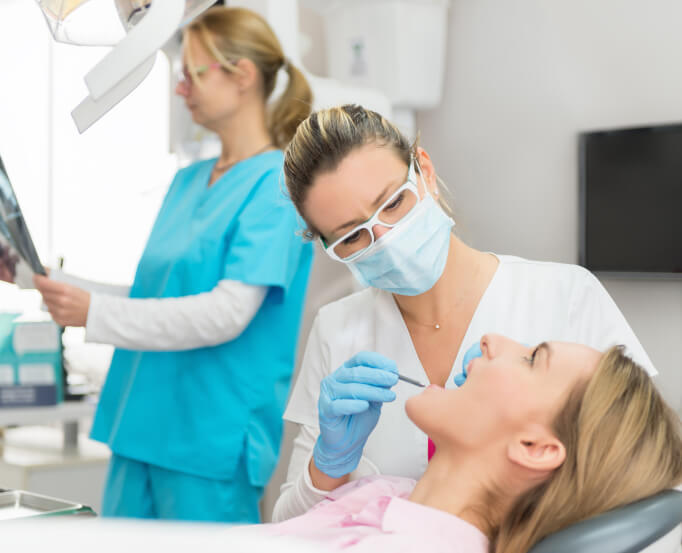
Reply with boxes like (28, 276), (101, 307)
(303, 145), (407, 238)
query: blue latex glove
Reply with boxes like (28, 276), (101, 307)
(454, 340), (530, 386)
(313, 351), (399, 478)
(454, 341), (483, 387)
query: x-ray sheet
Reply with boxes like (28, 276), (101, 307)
(0, 156), (45, 289)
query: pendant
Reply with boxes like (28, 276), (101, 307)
(435, 323), (440, 330)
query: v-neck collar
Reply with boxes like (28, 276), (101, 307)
(375, 254), (504, 386)
(205, 149), (281, 190)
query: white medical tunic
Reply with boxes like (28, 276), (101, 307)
(273, 255), (656, 521)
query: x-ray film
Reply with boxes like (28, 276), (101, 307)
(0, 156), (46, 288)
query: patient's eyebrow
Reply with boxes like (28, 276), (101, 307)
(537, 342), (552, 367)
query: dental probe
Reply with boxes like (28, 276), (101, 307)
(397, 374), (425, 388)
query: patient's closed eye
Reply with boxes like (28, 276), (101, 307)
(525, 342), (551, 368)
(524, 346), (540, 367)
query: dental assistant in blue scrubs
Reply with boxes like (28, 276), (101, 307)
(34, 7), (313, 522)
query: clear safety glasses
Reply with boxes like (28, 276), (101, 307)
(176, 62), (223, 88)
(321, 160), (424, 263)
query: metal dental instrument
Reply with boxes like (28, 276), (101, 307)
(397, 374), (425, 388)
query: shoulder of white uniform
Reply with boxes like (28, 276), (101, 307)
(497, 254), (593, 281)
(316, 288), (377, 327)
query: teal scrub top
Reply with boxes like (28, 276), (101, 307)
(90, 151), (313, 485)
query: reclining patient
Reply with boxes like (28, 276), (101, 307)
(254, 334), (682, 553)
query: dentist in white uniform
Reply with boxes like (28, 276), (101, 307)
(272, 105), (656, 521)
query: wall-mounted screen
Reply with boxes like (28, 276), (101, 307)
(579, 123), (682, 276)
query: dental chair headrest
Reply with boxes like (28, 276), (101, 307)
(529, 489), (682, 553)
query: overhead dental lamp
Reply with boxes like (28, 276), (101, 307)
(35, 0), (217, 133)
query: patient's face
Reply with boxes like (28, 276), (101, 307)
(405, 334), (602, 449)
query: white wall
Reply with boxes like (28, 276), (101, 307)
(49, 44), (176, 285)
(0, 1), (52, 266)
(0, 1), (177, 382)
(417, 0), (682, 411)
(0, 0), (177, 504)
(0, 0), (176, 288)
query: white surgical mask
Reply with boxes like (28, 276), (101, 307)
(347, 192), (454, 296)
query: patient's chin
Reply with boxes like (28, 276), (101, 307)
(404, 395), (418, 421)
(405, 394), (430, 433)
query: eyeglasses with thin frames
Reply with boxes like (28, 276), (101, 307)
(176, 62), (224, 88)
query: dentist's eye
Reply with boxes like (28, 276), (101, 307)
(342, 230), (362, 245)
(383, 191), (405, 212)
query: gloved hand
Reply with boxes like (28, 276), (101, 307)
(454, 341), (483, 387)
(313, 352), (399, 478)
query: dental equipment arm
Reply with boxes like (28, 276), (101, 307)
(74, 0), (186, 132)
(72, 56), (156, 133)
(37, 0), (216, 132)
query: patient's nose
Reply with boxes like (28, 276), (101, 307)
(482, 334), (530, 361)
(481, 333), (518, 359)
(480, 334), (494, 359)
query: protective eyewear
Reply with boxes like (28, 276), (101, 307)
(321, 160), (425, 263)
(176, 62), (223, 87)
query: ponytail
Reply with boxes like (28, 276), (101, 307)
(186, 7), (313, 149)
(268, 61), (313, 149)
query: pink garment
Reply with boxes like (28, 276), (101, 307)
(265, 476), (489, 553)
(428, 438), (436, 461)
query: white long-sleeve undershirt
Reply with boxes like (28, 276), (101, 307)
(50, 269), (267, 351)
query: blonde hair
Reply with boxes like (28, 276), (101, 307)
(284, 104), (450, 239)
(494, 347), (682, 553)
(185, 7), (312, 149)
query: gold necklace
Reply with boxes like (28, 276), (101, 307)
(399, 258), (485, 331)
(399, 301), (460, 330)
(213, 142), (274, 174)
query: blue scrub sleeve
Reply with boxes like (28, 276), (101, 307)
(221, 169), (305, 301)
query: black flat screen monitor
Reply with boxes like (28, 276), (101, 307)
(579, 123), (682, 276)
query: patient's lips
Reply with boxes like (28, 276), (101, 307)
(427, 384), (443, 391)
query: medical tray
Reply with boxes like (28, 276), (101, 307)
(0, 490), (95, 520)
